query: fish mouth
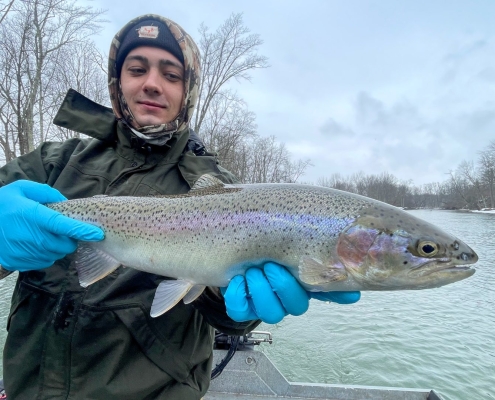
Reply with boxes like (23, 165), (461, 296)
(411, 259), (475, 277)
(426, 265), (474, 276)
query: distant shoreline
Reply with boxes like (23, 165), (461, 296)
(405, 208), (495, 214)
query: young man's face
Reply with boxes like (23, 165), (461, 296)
(120, 46), (184, 126)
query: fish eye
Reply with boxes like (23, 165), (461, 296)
(417, 241), (439, 257)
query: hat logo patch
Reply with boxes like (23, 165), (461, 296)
(138, 26), (159, 39)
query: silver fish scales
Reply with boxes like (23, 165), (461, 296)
(47, 175), (477, 317)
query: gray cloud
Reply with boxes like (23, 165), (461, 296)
(462, 107), (495, 134)
(311, 89), (495, 185)
(442, 38), (487, 64)
(353, 92), (423, 134)
(319, 118), (354, 136)
(355, 92), (386, 127)
(477, 67), (495, 82)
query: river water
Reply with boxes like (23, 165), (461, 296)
(0, 210), (493, 399)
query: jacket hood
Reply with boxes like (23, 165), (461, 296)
(108, 14), (201, 144)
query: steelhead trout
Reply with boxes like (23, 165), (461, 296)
(47, 175), (477, 317)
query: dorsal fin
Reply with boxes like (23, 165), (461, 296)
(191, 174), (225, 191)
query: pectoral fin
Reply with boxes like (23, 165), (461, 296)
(298, 256), (348, 285)
(75, 243), (121, 287)
(151, 280), (195, 317)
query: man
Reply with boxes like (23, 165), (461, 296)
(0, 14), (359, 399)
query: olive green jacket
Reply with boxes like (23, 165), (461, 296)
(0, 89), (259, 400)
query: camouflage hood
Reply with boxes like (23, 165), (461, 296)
(108, 14), (201, 145)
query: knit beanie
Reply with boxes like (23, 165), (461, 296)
(115, 18), (184, 76)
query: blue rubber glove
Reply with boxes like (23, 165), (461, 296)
(222, 262), (360, 324)
(0, 180), (104, 271)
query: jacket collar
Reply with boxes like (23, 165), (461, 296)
(53, 89), (117, 142)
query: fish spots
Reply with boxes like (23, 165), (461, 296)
(45, 185), (385, 268)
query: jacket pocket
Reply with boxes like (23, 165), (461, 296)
(113, 306), (197, 385)
(7, 281), (56, 331)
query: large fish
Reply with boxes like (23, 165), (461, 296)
(47, 175), (477, 317)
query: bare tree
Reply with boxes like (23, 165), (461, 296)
(0, 0), (14, 24)
(48, 40), (108, 142)
(478, 141), (495, 209)
(456, 160), (485, 209)
(318, 171), (417, 208)
(284, 157), (313, 183)
(200, 89), (257, 167)
(351, 171), (368, 196)
(419, 181), (445, 209)
(447, 168), (478, 209)
(193, 13), (269, 134)
(317, 173), (356, 193)
(0, 87), (17, 163)
(235, 136), (311, 183)
(0, 0), (105, 163)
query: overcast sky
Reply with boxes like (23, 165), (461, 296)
(91, 0), (495, 185)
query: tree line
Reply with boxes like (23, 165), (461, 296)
(317, 141), (495, 211)
(0, 2), (309, 183)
